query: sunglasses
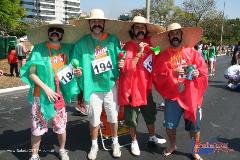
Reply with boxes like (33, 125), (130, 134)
(48, 27), (64, 34)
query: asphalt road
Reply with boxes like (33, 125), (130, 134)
(0, 55), (240, 160)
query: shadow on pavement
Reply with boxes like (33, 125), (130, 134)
(0, 119), (91, 160)
(218, 137), (240, 152)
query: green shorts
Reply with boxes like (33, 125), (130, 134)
(124, 94), (157, 128)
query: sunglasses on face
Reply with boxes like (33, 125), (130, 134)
(48, 27), (64, 34)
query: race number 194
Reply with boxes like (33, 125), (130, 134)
(91, 56), (113, 74)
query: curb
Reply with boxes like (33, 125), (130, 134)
(0, 85), (29, 94)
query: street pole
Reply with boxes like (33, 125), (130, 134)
(220, 0), (225, 52)
(146, 0), (150, 21)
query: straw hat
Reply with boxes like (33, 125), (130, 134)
(27, 20), (81, 44)
(69, 9), (126, 39)
(116, 16), (165, 43)
(151, 23), (203, 52)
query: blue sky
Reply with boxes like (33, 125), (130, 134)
(80, 0), (239, 19)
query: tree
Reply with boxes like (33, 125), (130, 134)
(150, 0), (175, 25)
(199, 10), (223, 44)
(183, 0), (216, 26)
(0, 0), (25, 33)
(223, 18), (240, 44)
(168, 6), (196, 26)
(130, 8), (146, 18)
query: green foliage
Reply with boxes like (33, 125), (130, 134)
(130, 8), (146, 18)
(183, 0), (216, 26)
(0, 0), (25, 34)
(150, 0), (175, 24)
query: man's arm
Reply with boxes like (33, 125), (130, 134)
(29, 65), (59, 102)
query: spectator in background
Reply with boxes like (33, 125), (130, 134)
(16, 38), (29, 69)
(231, 41), (240, 65)
(202, 44), (209, 64)
(209, 42), (216, 76)
(7, 45), (19, 77)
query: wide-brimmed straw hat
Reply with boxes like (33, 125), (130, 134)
(151, 23), (203, 52)
(116, 16), (165, 43)
(69, 9), (126, 39)
(27, 20), (80, 44)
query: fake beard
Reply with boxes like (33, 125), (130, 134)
(170, 37), (182, 47)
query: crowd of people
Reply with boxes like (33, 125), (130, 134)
(19, 8), (209, 160)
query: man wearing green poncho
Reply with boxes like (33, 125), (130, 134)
(20, 20), (81, 160)
(71, 9), (125, 160)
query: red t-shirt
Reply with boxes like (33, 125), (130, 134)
(8, 50), (18, 63)
(118, 37), (154, 107)
(152, 47), (208, 123)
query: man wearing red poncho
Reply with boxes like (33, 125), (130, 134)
(118, 16), (166, 156)
(151, 23), (208, 160)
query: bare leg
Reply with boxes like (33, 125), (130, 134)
(164, 128), (177, 154)
(147, 124), (155, 137)
(90, 124), (99, 140)
(190, 131), (202, 159)
(31, 135), (41, 155)
(110, 123), (118, 138)
(57, 131), (66, 150)
(129, 127), (137, 140)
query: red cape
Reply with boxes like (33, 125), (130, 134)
(152, 47), (208, 123)
(118, 37), (153, 107)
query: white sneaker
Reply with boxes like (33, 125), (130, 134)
(88, 145), (98, 160)
(59, 149), (69, 160)
(131, 142), (140, 156)
(227, 83), (237, 89)
(29, 155), (40, 160)
(112, 143), (121, 158)
(149, 136), (166, 145)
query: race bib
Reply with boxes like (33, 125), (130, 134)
(91, 56), (113, 74)
(57, 64), (74, 84)
(143, 54), (152, 73)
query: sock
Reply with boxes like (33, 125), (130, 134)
(132, 139), (138, 145)
(59, 148), (65, 152)
(92, 139), (98, 147)
(31, 154), (39, 158)
(149, 135), (156, 141)
(112, 136), (118, 145)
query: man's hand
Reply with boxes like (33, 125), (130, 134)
(139, 42), (149, 54)
(192, 69), (199, 78)
(118, 59), (124, 68)
(73, 68), (82, 77)
(43, 85), (60, 102)
(174, 65), (186, 76)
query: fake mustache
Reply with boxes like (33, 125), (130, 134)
(135, 31), (145, 37)
(91, 25), (103, 30)
(50, 32), (61, 38)
(171, 37), (180, 42)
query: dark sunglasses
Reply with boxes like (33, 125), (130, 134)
(48, 27), (64, 34)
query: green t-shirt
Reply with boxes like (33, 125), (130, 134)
(202, 50), (208, 60)
(72, 33), (124, 102)
(209, 46), (216, 58)
(20, 42), (80, 120)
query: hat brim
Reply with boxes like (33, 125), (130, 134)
(151, 27), (203, 52)
(69, 19), (126, 40)
(116, 22), (165, 43)
(27, 24), (81, 45)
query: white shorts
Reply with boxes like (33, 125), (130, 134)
(209, 58), (215, 62)
(85, 85), (119, 127)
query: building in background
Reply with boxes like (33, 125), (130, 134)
(20, 0), (81, 22)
